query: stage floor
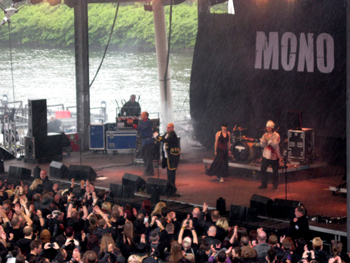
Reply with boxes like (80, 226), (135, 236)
(3, 142), (346, 222)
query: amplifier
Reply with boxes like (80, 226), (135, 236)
(288, 128), (314, 160)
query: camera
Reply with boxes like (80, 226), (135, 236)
(307, 252), (311, 255)
(48, 243), (54, 248)
(186, 221), (189, 225)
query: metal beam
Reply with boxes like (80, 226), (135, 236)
(347, 0), (350, 253)
(74, 0), (90, 151)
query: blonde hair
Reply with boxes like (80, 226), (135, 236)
(216, 218), (229, 231)
(100, 233), (117, 253)
(102, 202), (111, 213)
(151, 202), (166, 217)
(112, 204), (120, 211)
(128, 255), (140, 263)
(5, 189), (13, 197)
(312, 237), (323, 250)
(29, 179), (42, 190)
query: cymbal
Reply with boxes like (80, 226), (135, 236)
(236, 127), (247, 131)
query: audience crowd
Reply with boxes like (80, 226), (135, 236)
(0, 170), (347, 263)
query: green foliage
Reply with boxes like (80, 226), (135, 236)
(0, 2), (198, 50)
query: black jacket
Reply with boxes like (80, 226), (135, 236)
(156, 131), (180, 170)
(289, 215), (309, 241)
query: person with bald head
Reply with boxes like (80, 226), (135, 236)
(191, 207), (204, 236)
(154, 122), (180, 190)
(252, 228), (272, 259)
(204, 226), (221, 246)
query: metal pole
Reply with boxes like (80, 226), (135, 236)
(153, 0), (173, 132)
(346, 0), (350, 252)
(74, 0), (90, 150)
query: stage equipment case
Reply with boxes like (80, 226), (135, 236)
(106, 130), (137, 151)
(288, 128), (314, 160)
(89, 124), (105, 150)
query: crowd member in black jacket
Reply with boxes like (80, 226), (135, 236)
(40, 170), (53, 193)
(305, 237), (330, 263)
(289, 205), (309, 242)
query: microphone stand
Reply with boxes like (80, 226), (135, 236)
(284, 149), (290, 200)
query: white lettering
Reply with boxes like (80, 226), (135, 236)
(317, 33), (335, 73)
(297, 33), (314, 72)
(255, 32), (279, 70)
(255, 31), (335, 73)
(281, 32), (297, 71)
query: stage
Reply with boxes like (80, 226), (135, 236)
(203, 158), (327, 174)
(0, 142), (347, 240)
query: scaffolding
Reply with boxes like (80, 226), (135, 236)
(0, 100), (26, 156)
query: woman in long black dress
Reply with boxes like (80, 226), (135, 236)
(207, 122), (231, 182)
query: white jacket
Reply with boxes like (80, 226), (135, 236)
(260, 131), (281, 160)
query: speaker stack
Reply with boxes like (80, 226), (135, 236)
(50, 161), (68, 179)
(146, 178), (177, 196)
(8, 166), (31, 180)
(68, 165), (97, 181)
(24, 99), (63, 163)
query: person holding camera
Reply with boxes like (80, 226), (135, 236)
(36, 242), (64, 263)
(178, 218), (198, 257)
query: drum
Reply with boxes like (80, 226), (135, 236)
(233, 140), (261, 162)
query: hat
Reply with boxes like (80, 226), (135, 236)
(183, 237), (192, 249)
(136, 243), (148, 256)
(266, 120), (275, 129)
(40, 194), (54, 209)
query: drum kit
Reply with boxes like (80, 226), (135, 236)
(231, 127), (262, 163)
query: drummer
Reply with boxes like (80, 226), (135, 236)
(258, 120), (281, 190)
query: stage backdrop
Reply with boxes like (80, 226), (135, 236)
(190, 0), (346, 159)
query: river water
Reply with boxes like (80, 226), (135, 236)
(0, 46), (193, 123)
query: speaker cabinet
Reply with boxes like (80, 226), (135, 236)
(50, 161), (68, 179)
(68, 165), (97, 181)
(146, 178), (176, 196)
(28, 99), (47, 138)
(25, 136), (44, 159)
(122, 173), (146, 192)
(9, 166), (31, 180)
(250, 194), (273, 216)
(229, 205), (247, 223)
(272, 199), (301, 219)
(25, 135), (62, 161)
(110, 183), (124, 198)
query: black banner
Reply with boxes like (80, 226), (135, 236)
(190, 0), (346, 151)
